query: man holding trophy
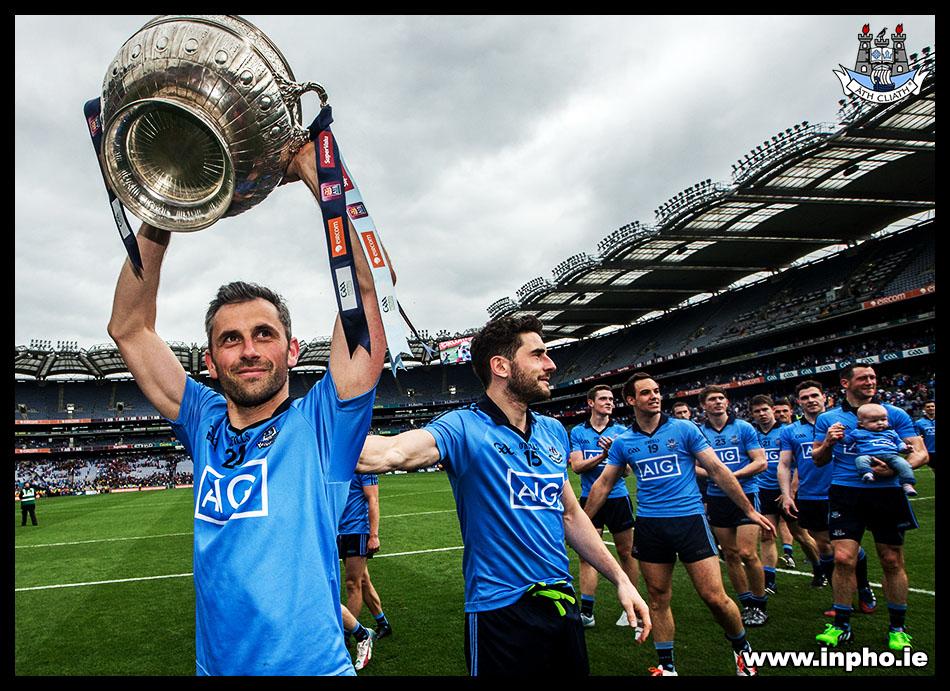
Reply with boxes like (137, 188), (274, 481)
(98, 15), (394, 676)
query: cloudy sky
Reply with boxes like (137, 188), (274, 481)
(15, 14), (935, 349)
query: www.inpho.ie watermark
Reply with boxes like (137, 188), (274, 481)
(743, 647), (928, 672)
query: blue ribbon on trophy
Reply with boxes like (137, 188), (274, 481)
(82, 97), (144, 276)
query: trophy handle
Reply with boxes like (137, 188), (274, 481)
(274, 73), (329, 107)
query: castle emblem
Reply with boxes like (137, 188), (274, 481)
(834, 23), (929, 104)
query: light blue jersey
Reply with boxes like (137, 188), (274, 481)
(815, 401), (917, 489)
(169, 371), (375, 676)
(698, 415), (763, 496)
(338, 472), (377, 535)
(779, 418), (831, 501)
(606, 415), (710, 518)
(569, 420), (629, 498)
(754, 421), (785, 491)
(425, 396), (572, 613)
(914, 416), (935, 453)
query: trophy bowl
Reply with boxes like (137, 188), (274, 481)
(100, 15), (325, 232)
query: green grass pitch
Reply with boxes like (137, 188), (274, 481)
(15, 468), (935, 676)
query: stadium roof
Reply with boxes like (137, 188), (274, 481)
(15, 51), (935, 378)
(487, 52), (936, 339)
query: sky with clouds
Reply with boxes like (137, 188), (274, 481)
(15, 14), (935, 349)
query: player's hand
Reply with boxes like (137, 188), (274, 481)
(367, 535), (381, 555)
(869, 457), (896, 478)
(281, 141), (317, 185)
(780, 494), (798, 518)
(824, 422), (845, 445)
(747, 509), (775, 535)
(597, 435), (614, 451)
(616, 580), (652, 644)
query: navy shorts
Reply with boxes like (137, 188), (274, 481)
(707, 493), (759, 528)
(337, 533), (372, 559)
(632, 514), (719, 564)
(796, 498), (830, 533)
(580, 495), (635, 535)
(828, 485), (918, 546)
(758, 488), (784, 515)
(465, 585), (588, 677)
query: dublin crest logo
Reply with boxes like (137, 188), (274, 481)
(834, 23), (929, 104)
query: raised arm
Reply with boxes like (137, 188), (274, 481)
(357, 429), (441, 475)
(107, 224), (186, 420)
(562, 482), (651, 643)
(286, 142), (387, 400)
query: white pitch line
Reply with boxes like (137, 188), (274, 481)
(16, 572), (193, 592)
(15, 531), (192, 549)
(15, 545), (465, 592)
(16, 510), (455, 550)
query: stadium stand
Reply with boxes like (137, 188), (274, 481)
(14, 67), (934, 494)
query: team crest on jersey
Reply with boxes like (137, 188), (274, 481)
(206, 425), (219, 450)
(548, 446), (564, 464)
(507, 469), (563, 511)
(666, 438), (677, 450)
(195, 458), (269, 525)
(730, 435), (740, 444)
(257, 425), (279, 449)
(833, 24), (930, 105)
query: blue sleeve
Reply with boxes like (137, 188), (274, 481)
(606, 437), (626, 467)
(914, 419), (925, 435)
(425, 410), (466, 475)
(568, 425), (582, 452)
(843, 430), (856, 446)
(360, 473), (379, 488)
(296, 369), (377, 483)
(814, 413), (830, 439)
(887, 406), (917, 440)
(741, 421), (762, 450)
(684, 422), (711, 456)
(168, 377), (224, 457)
(779, 426), (794, 452)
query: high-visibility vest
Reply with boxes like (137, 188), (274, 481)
(20, 488), (36, 505)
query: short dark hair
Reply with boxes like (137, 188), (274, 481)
(750, 394), (774, 409)
(796, 379), (824, 396)
(587, 384), (613, 401)
(205, 281), (292, 347)
(840, 362), (875, 381)
(773, 397), (793, 408)
(470, 315), (544, 388)
(671, 400), (690, 411)
(699, 385), (728, 404)
(622, 372), (655, 401)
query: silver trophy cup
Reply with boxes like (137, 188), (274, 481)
(100, 15), (326, 232)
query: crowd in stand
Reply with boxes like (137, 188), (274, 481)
(14, 451), (193, 496)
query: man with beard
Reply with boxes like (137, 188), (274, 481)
(107, 140), (388, 675)
(357, 315), (651, 676)
(812, 364), (927, 650)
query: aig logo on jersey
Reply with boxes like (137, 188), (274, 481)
(800, 442), (814, 459)
(195, 458), (269, 525)
(714, 446), (742, 466)
(635, 454), (681, 481)
(507, 469), (563, 511)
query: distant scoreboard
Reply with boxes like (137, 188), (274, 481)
(439, 337), (473, 365)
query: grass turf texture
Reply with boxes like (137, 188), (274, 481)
(15, 468), (935, 676)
